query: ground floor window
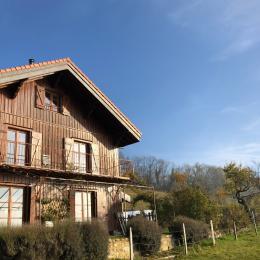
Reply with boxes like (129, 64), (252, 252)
(0, 186), (23, 226)
(75, 191), (97, 222)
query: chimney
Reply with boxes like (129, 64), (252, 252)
(28, 58), (35, 65)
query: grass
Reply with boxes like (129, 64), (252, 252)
(175, 230), (260, 260)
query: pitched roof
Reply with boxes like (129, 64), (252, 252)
(0, 58), (141, 142)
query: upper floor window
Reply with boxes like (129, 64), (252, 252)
(35, 85), (63, 113)
(72, 141), (92, 173)
(7, 129), (29, 166)
(45, 91), (61, 112)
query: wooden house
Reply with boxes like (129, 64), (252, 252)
(0, 58), (141, 230)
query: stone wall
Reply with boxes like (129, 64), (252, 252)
(108, 234), (174, 259)
(108, 237), (130, 259)
(160, 234), (174, 251)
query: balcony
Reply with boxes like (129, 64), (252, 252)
(0, 139), (133, 179)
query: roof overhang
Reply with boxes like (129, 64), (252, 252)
(0, 58), (141, 145)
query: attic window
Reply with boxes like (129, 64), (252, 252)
(44, 91), (61, 112)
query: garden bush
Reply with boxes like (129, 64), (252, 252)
(169, 216), (209, 245)
(80, 220), (109, 260)
(127, 216), (161, 256)
(0, 220), (108, 260)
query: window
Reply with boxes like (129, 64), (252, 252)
(7, 129), (29, 166)
(75, 191), (97, 222)
(0, 187), (23, 226)
(73, 141), (91, 173)
(44, 91), (61, 112)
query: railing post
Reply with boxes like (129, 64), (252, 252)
(233, 221), (238, 240)
(182, 223), (188, 255)
(129, 227), (134, 260)
(210, 220), (216, 246)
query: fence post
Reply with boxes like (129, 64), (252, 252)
(129, 227), (134, 260)
(182, 223), (188, 255)
(233, 221), (238, 240)
(251, 210), (258, 236)
(210, 220), (216, 246)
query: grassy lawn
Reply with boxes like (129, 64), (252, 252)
(176, 230), (260, 260)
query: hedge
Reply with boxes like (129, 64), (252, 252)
(0, 220), (108, 260)
(127, 216), (161, 256)
(169, 216), (209, 245)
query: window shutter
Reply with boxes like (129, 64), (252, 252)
(64, 138), (74, 171)
(31, 131), (42, 167)
(62, 96), (70, 116)
(35, 85), (45, 109)
(0, 120), (7, 163)
(91, 143), (100, 175)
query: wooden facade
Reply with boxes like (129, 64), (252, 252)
(0, 58), (141, 230)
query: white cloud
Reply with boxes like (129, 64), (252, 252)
(205, 143), (260, 166)
(168, 0), (260, 60)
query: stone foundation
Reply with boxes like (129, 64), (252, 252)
(108, 234), (174, 259)
(108, 237), (130, 259)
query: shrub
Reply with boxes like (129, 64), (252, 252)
(127, 216), (161, 256)
(169, 216), (209, 245)
(0, 221), (108, 260)
(219, 204), (250, 232)
(80, 220), (109, 260)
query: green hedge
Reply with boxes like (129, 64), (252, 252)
(127, 216), (161, 256)
(0, 220), (108, 260)
(169, 216), (209, 245)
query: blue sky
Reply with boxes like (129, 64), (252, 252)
(1, 0), (260, 166)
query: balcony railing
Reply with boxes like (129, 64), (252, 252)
(0, 139), (133, 178)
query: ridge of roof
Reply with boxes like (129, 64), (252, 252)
(0, 58), (71, 74)
(0, 58), (141, 140)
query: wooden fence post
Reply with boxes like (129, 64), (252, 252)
(182, 223), (188, 255)
(129, 227), (134, 260)
(210, 220), (216, 246)
(233, 221), (238, 240)
(251, 211), (258, 236)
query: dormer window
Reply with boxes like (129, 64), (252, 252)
(35, 85), (62, 113)
(45, 91), (61, 112)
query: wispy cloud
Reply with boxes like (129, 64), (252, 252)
(168, 0), (260, 60)
(205, 142), (260, 166)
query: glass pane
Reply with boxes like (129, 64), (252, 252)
(73, 143), (79, 152)
(0, 218), (8, 226)
(18, 132), (26, 143)
(7, 143), (15, 164)
(75, 192), (82, 206)
(17, 144), (26, 165)
(12, 204), (23, 218)
(0, 187), (9, 202)
(45, 92), (51, 109)
(12, 188), (23, 203)
(7, 130), (15, 141)
(10, 219), (22, 226)
(0, 207), (8, 218)
(80, 143), (86, 153)
(75, 205), (82, 221)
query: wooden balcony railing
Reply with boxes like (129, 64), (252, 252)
(0, 139), (133, 178)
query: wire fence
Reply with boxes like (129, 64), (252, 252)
(128, 210), (260, 259)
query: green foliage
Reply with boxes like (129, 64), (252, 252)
(127, 216), (162, 256)
(224, 163), (256, 194)
(219, 204), (250, 231)
(169, 216), (209, 244)
(80, 220), (109, 260)
(0, 221), (108, 260)
(41, 198), (69, 222)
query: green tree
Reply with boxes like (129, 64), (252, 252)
(224, 162), (257, 221)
